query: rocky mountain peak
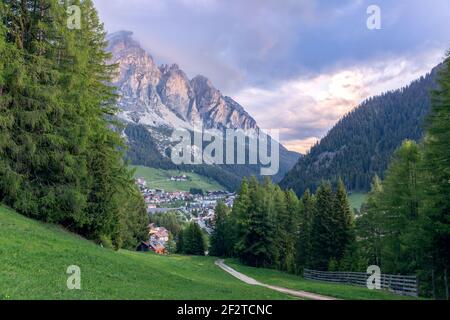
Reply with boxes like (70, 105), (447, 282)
(160, 63), (182, 74)
(107, 30), (258, 131)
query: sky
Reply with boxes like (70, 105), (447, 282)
(94, 0), (450, 153)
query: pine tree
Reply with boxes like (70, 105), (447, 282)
(275, 188), (297, 273)
(310, 182), (336, 270)
(356, 175), (384, 266)
(210, 201), (231, 257)
(295, 189), (315, 273)
(231, 178), (251, 256)
(334, 178), (355, 262)
(182, 222), (206, 256)
(177, 228), (185, 254)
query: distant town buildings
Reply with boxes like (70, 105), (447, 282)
(134, 176), (236, 247)
(137, 223), (170, 255)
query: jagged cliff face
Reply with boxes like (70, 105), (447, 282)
(107, 31), (257, 131)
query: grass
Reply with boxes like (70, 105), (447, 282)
(348, 192), (368, 210)
(0, 205), (292, 300)
(225, 260), (421, 300)
(130, 165), (226, 192)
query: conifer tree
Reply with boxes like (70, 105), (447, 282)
(210, 201), (231, 257)
(183, 222), (206, 256)
(296, 189), (315, 272)
(275, 187), (297, 273)
(310, 182), (336, 270)
(237, 177), (277, 267)
(356, 175), (385, 266)
(380, 140), (422, 274)
(231, 178), (251, 256)
(334, 179), (355, 262)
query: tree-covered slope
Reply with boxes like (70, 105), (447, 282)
(280, 65), (440, 195)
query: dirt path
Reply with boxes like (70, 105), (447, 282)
(215, 259), (338, 300)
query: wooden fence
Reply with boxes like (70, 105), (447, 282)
(304, 269), (419, 297)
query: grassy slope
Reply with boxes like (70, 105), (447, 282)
(0, 205), (291, 300)
(130, 165), (226, 192)
(226, 260), (420, 300)
(348, 193), (368, 210)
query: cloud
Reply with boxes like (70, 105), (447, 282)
(284, 138), (320, 154)
(233, 49), (444, 153)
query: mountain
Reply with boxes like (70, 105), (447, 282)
(280, 65), (441, 195)
(108, 31), (258, 131)
(107, 31), (300, 190)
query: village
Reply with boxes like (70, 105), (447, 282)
(135, 176), (235, 254)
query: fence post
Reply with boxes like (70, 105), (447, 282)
(416, 276), (420, 298)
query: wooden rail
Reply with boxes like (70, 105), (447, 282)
(304, 269), (419, 297)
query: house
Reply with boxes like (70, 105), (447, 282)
(146, 224), (170, 255)
(149, 224), (169, 242)
(170, 175), (188, 182)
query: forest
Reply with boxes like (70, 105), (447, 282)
(0, 0), (147, 249)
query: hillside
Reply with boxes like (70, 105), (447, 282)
(131, 165), (226, 192)
(0, 205), (290, 300)
(281, 65), (440, 195)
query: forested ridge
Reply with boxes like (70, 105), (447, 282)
(281, 65), (440, 194)
(0, 0), (147, 249)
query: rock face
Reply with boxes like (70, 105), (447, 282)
(107, 31), (257, 131)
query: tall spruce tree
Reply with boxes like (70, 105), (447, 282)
(310, 182), (337, 270)
(231, 178), (251, 257)
(182, 222), (206, 256)
(333, 179), (354, 261)
(356, 175), (385, 266)
(295, 189), (315, 273)
(210, 201), (231, 257)
(276, 188), (297, 273)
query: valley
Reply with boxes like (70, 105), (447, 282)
(131, 165), (226, 192)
